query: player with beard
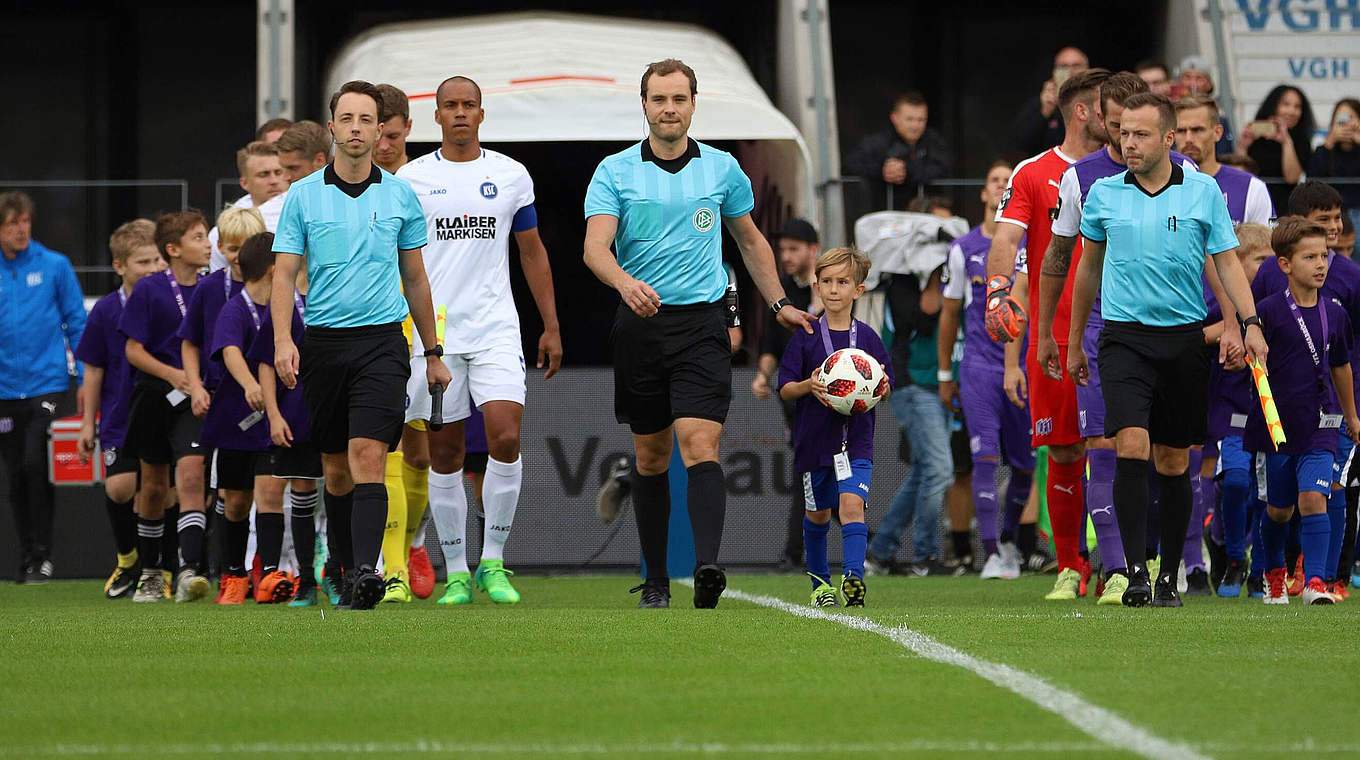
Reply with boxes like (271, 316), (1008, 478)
(983, 68), (1111, 600)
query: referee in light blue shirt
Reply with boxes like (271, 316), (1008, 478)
(584, 58), (813, 609)
(1066, 92), (1268, 608)
(270, 80), (451, 610)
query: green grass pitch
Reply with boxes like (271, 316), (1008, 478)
(2, 574), (1358, 759)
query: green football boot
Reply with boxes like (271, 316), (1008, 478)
(810, 575), (839, 608)
(474, 559), (521, 604)
(438, 571), (474, 605)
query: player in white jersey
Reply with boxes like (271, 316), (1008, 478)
(397, 75), (563, 605)
(209, 141), (287, 271)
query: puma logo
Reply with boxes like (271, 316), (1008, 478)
(1091, 505), (1113, 517)
(1053, 485), (1075, 494)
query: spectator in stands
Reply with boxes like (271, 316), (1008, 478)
(1175, 56), (1233, 155)
(1308, 98), (1360, 254)
(256, 118), (293, 143)
(275, 120), (332, 184)
(1134, 59), (1171, 96)
(209, 141), (287, 272)
(751, 218), (821, 570)
(1011, 46), (1088, 157)
(375, 83), (412, 173)
(845, 91), (951, 211)
(1242, 84), (1316, 213)
(1338, 210), (1356, 259)
(0, 191), (87, 583)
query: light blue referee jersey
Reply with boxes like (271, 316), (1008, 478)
(1080, 163), (1238, 327)
(584, 139), (755, 305)
(274, 164), (427, 328)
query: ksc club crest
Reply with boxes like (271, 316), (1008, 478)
(692, 207), (715, 232)
(480, 181), (498, 199)
(104, 449), (117, 468)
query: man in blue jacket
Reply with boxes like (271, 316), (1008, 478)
(0, 191), (86, 583)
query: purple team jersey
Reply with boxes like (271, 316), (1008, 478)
(246, 295), (312, 444)
(1207, 361), (1256, 445)
(175, 268), (244, 390)
(1245, 292), (1351, 456)
(1253, 251), (1360, 401)
(199, 293), (268, 451)
(1204, 166), (1275, 323)
(74, 289), (133, 447)
(778, 319), (894, 473)
(954, 226), (1007, 369)
(118, 270), (198, 373)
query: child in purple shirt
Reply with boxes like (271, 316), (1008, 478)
(178, 206), (261, 417)
(74, 219), (163, 598)
(117, 210), (212, 602)
(779, 247), (893, 608)
(250, 254), (323, 607)
(203, 232), (299, 606)
(1250, 217), (1359, 605)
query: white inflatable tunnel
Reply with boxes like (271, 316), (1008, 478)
(325, 11), (815, 221)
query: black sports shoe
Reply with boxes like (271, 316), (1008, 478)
(350, 570), (385, 610)
(939, 555), (974, 577)
(629, 580), (670, 609)
(841, 575), (866, 607)
(692, 564), (726, 609)
(1246, 574), (1266, 599)
(1184, 567), (1212, 596)
(1206, 539), (1228, 589)
(25, 559), (53, 584)
(106, 564), (140, 599)
(1151, 573), (1183, 607)
(1217, 560), (1246, 597)
(1122, 565), (1152, 607)
(1024, 550), (1059, 574)
(337, 575), (355, 609)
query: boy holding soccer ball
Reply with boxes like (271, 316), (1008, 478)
(779, 247), (893, 607)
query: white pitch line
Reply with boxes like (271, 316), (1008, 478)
(716, 585), (1211, 760)
(0, 740), (1116, 756)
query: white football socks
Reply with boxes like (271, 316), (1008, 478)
(481, 456), (522, 562)
(428, 470), (469, 574)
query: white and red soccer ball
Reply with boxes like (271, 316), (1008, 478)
(820, 348), (888, 415)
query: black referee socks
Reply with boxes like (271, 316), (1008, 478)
(325, 489), (355, 571)
(632, 470), (671, 583)
(1155, 471), (1193, 581)
(1114, 457), (1149, 571)
(350, 483), (387, 572)
(687, 461), (725, 567)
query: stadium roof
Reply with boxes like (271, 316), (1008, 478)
(326, 11), (808, 145)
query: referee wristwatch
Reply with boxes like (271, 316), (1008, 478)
(770, 297), (792, 314)
(1240, 315), (1262, 332)
(423, 345), (444, 358)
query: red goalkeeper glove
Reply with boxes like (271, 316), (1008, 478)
(985, 275), (1027, 342)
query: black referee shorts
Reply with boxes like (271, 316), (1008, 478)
(1098, 321), (1210, 448)
(612, 302), (731, 435)
(300, 323), (410, 455)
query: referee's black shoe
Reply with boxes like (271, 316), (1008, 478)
(630, 580), (670, 609)
(350, 568), (385, 610)
(1122, 564), (1152, 607)
(693, 564), (726, 609)
(1151, 573), (1183, 607)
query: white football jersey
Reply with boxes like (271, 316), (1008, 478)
(209, 192), (285, 272)
(398, 148), (536, 354)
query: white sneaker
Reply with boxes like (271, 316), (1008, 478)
(174, 571), (211, 603)
(1264, 570), (1289, 605)
(863, 557), (891, 577)
(132, 569), (165, 603)
(999, 542), (1023, 579)
(979, 552), (1005, 579)
(1301, 579), (1336, 605)
(1176, 560), (1188, 594)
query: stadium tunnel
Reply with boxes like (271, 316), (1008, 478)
(325, 12), (815, 365)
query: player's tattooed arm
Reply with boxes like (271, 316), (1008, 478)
(1039, 234), (1077, 278)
